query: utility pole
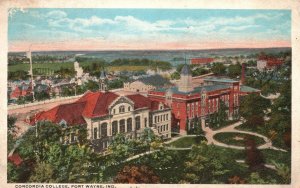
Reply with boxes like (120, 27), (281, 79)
(28, 44), (35, 102)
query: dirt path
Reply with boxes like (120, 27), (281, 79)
(203, 121), (287, 152)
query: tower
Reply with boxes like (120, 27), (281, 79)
(99, 70), (108, 92)
(178, 64), (193, 93)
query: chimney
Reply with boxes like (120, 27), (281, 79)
(241, 63), (246, 85)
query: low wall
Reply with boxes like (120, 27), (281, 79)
(8, 94), (83, 110)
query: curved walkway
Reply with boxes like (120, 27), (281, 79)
(203, 121), (287, 152)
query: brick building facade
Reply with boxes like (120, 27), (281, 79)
(148, 64), (245, 134)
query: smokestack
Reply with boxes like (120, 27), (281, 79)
(241, 63), (246, 85)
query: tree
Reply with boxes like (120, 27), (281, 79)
(8, 116), (18, 153)
(114, 165), (160, 183)
(267, 80), (291, 149)
(239, 94), (270, 127)
(170, 72), (180, 80)
(272, 162), (291, 184)
(211, 63), (226, 75)
(29, 162), (55, 183)
(245, 138), (265, 170)
(227, 63), (242, 78)
(181, 141), (235, 183)
(246, 172), (277, 184)
(209, 101), (228, 129)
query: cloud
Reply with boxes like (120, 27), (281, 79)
(46, 10), (67, 19)
(220, 25), (260, 32)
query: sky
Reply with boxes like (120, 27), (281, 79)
(8, 8), (291, 52)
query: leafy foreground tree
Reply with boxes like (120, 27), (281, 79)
(180, 141), (237, 184)
(114, 165), (160, 183)
(239, 94), (270, 128)
(247, 172), (276, 184)
(8, 115), (18, 153)
(272, 162), (291, 184)
(245, 138), (265, 171)
(10, 121), (106, 183)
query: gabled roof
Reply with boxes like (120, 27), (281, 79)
(79, 91), (119, 118)
(32, 101), (87, 125)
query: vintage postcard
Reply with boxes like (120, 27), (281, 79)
(1, 0), (300, 187)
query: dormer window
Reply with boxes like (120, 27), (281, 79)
(59, 119), (67, 128)
(119, 105), (125, 113)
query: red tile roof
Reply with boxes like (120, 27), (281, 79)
(31, 101), (87, 126)
(127, 94), (168, 111)
(29, 91), (169, 126)
(8, 153), (23, 166)
(79, 91), (119, 118)
(190, 58), (214, 65)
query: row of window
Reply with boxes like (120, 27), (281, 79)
(158, 124), (169, 133)
(112, 105), (131, 114)
(154, 113), (169, 123)
(93, 116), (144, 139)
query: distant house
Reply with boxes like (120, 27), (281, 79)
(257, 56), (284, 72)
(190, 58), (214, 66)
(10, 82), (32, 100)
(124, 74), (172, 93)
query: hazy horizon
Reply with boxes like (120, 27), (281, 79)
(8, 9), (291, 52)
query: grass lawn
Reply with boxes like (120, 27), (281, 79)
(213, 132), (265, 147)
(236, 123), (290, 150)
(166, 136), (206, 148)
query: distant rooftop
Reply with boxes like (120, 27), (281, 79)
(203, 77), (239, 83)
(137, 74), (171, 87)
(156, 84), (230, 95)
(240, 85), (260, 93)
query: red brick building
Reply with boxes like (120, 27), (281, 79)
(190, 58), (214, 65)
(148, 64), (256, 134)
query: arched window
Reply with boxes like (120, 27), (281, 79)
(135, 116), (141, 130)
(119, 105), (125, 113)
(101, 122), (107, 137)
(127, 118), (132, 132)
(112, 121), (118, 135)
(120, 119), (125, 133)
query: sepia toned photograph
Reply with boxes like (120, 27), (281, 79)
(3, 2), (296, 187)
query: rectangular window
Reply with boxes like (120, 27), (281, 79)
(93, 128), (97, 139)
(120, 119), (125, 133)
(135, 116), (141, 130)
(112, 121), (118, 135)
(144, 117), (147, 127)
